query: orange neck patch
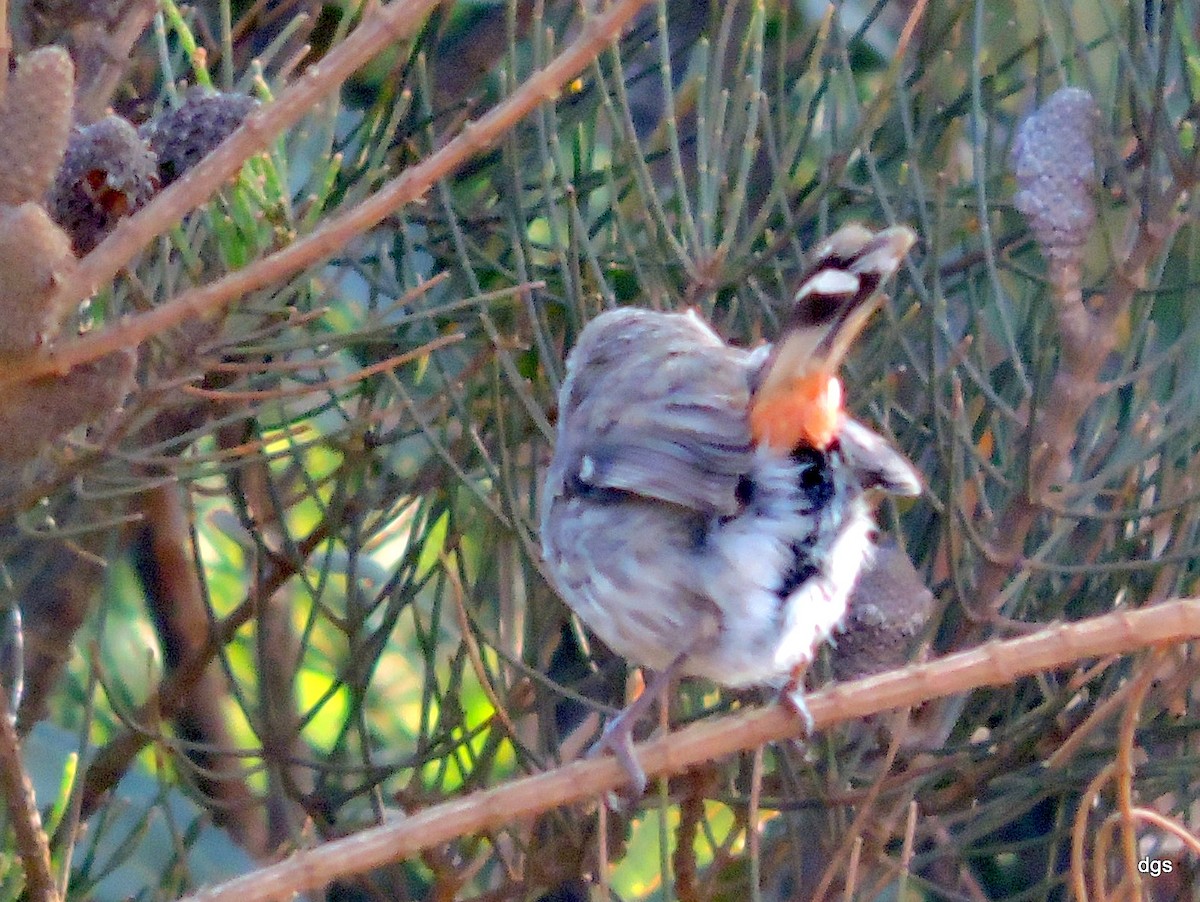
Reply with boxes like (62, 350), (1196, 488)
(749, 373), (843, 452)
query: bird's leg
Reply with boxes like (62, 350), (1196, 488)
(588, 652), (687, 797)
(782, 662), (815, 734)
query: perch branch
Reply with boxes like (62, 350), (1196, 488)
(182, 598), (1200, 902)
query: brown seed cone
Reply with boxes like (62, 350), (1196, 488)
(0, 48), (75, 206)
(48, 115), (159, 255)
(0, 202), (78, 353)
(0, 349), (137, 470)
(830, 542), (934, 682)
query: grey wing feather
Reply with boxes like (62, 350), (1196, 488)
(550, 308), (757, 516)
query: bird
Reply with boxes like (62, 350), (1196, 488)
(540, 223), (920, 793)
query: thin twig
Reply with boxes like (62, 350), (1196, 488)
(0, 687), (59, 902)
(1073, 761), (1116, 902)
(76, 522), (330, 822)
(748, 745), (763, 902)
(179, 333), (464, 401)
(1128, 807), (1200, 856)
(0, 0), (9, 99)
(1114, 650), (1162, 897)
(841, 837), (862, 902)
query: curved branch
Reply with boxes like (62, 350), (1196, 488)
(182, 597), (1200, 902)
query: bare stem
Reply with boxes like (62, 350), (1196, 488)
(181, 597), (1200, 902)
(969, 189), (1189, 625)
(0, 687), (59, 902)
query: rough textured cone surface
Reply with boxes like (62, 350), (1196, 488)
(1011, 87), (1098, 263)
(0, 47), (74, 206)
(0, 348), (137, 469)
(140, 88), (259, 185)
(48, 115), (159, 254)
(829, 542), (933, 682)
(0, 202), (78, 352)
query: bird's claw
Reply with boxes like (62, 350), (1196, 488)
(588, 711), (648, 803)
(784, 687), (815, 735)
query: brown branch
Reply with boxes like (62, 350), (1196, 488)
(76, 522), (329, 823)
(968, 188), (1189, 628)
(136, 484), (267, 854)
(72, 0), (157, 124)
(181, 598), (1200, 902)
(963, 87), (1198, 632)
(0, 685), (59, 902)
(0, 0), (655, 389)
(0, 0), (9, 98)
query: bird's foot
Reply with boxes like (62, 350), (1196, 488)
(586, 653), (688, 803)
(587, 709), (647, 800)
(782, 661), (815, 735)
(783, 687), (815, 735)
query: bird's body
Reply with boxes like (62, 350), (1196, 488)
(541, 308), (881, 687)
(540, 224), (920, 788)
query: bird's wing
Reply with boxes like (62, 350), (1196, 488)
(551, 308), (757, 516)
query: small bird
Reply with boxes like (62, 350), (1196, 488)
(540, 223), (920, 792)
